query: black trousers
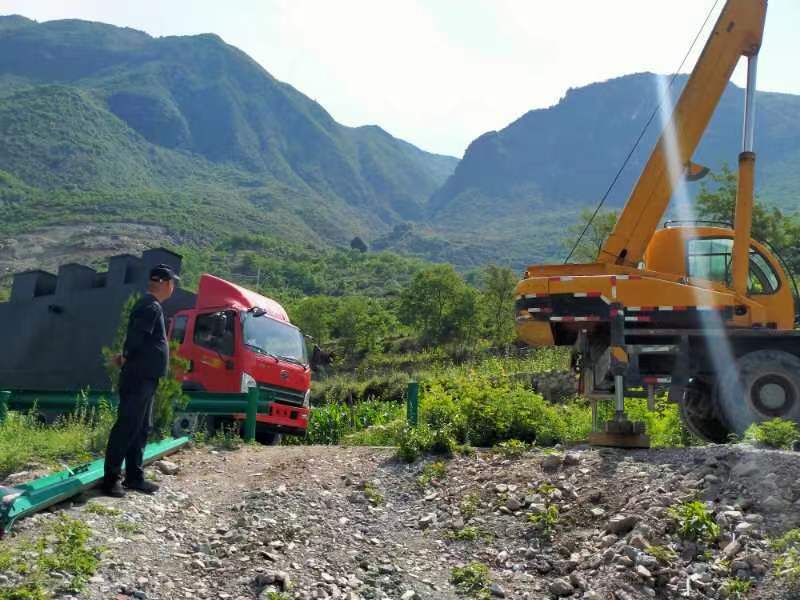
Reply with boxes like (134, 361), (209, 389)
(104, 371), (158, 484)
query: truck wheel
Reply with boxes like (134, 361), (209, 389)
(716, 350), (800, 436)
(677, 380), (728, 443)
(255, 423), (283, 446)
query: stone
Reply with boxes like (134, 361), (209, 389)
(549, 578), (574, 596)
(636, 565), (652, 579)
(583, 593), (603, 600)
(629, 534), (648, 550)
(735, 522), (756, 535)
(529, 503), (547, 516)
(542, 454), (563, 473)
(401, 592), (417, 600)
(495, 484), (509, 494)
(587, 490), (603, 504)
(590, 508), (606, 518)
(506, 497), (523, 511)
(153, 460), (179, 475)
(600, 534), (618, 547)
(564, 453), (580, 466)
(490, 583), (506, 597)
(419, 513), (436, 529)
(496, 550), (509, 563)
(762, 495), (785, 511)
(606, 514), (638, 535)
(722, 540), (742, 559)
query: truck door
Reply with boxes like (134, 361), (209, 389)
(190, 310), (239, 392)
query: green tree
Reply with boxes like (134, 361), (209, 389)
(290, 296), (336, 343)
(399, 265), (481, 346)
(696, 164), (800, 274)
(480, 264), (518, 346)
(563, 209), (618, 263)
(331, 296), (397, 357)
(101, 294), (140, 392)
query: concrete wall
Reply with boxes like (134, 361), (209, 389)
(0, 249), (196, 392)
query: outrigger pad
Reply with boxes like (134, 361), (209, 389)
(589, 432), (651, 449)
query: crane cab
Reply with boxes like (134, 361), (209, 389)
(644, 224), (796, 330)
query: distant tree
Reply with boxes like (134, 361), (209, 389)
(332, 296), (397, 357)
(480, 264), (518, 346)
(291, 296), (335, 343)
(696, 165), (800, 274)
(399, 265), (481, 347)
(350, 236), (368, 253)
(563, 209), (618, 263)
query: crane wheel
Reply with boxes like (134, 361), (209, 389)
(715, 350), (800, 437)
(678, 381), (729, 443)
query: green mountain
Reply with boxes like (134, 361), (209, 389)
(2, 15), (800, 275)
(0, 15), (457, 255)
(429, 73), (800, 267)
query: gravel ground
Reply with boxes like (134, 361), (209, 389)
(3, 443), (800, 599)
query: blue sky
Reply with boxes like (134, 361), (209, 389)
(5, 0), (799, 157)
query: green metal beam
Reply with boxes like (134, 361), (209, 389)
(0, 436), (190, 536)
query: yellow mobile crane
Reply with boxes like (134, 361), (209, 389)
(515, 0), (800, 446)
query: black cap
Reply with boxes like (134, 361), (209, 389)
(149, 264), (180, 283)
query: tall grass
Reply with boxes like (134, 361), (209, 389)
(295, 349), (693, 452)
(0, 400), (115, 479)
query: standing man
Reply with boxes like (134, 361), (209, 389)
(102, 264), (179, 497)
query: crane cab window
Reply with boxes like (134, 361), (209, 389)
(686, 238), (780, 295)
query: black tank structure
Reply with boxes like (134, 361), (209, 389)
(0, 248), (196, 392)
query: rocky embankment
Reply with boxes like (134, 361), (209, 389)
(3, 444), (800, 599)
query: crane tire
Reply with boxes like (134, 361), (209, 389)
(715, 349), (800, 437)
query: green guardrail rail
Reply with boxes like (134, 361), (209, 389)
(0, 387), (267, 442)
(0, 387), (271, 534)
(0, 435), (190, 536)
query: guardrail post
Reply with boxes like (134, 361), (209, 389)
(244, 387), (258, 442)
(406, 382), (419, 427)
(0, 391), (9, 425)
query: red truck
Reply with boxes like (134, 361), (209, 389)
(0, 248), (310, 443)
(169, 274), (310, 444)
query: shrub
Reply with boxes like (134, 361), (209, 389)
(417, 460), (447, 487)
(363, 482), (384, 505)
(450, 562), (491, 598)
(459, 494), (480, 520)
(645, 545), (677, 565)
(744, 418), (800, 449)
(721, 578), (752, 598)
(396, 425), (433, 462)
(495, 439), (528, 458)
(771, 529), (800, 587)
(448, 526), (481, 541)
(668, 501), (720, 543)
(528, 504), (560, 535)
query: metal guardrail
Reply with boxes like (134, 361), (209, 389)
(0, 436), (190, 536)
(0, 387), (267, 442)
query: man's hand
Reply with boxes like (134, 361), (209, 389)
(113, 354), (126, 367)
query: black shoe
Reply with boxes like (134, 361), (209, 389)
(101, 480), (126, 498)
(123, 479), (159, 494)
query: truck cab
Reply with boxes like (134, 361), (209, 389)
(169, 274), (310, 441)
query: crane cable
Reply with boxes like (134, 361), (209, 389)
(563, 0), (722, 263)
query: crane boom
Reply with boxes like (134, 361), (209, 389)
(598, 0), (767, 267)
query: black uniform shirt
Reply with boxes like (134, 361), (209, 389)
(122, 294), (169, 380)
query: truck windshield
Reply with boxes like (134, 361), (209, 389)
(241, 313), (308, 365)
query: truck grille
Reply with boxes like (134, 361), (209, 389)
(259, 383), (305, 406)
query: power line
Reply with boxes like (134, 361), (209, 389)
(563, 0), (722, 263)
